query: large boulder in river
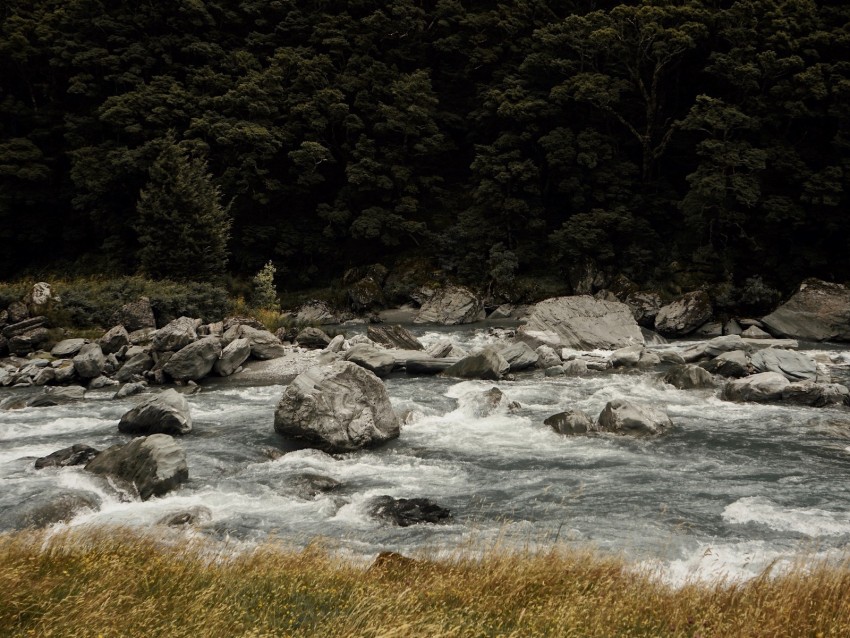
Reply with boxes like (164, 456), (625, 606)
(498, 342), (539, 371)
(700, 350), (750, 378)
(663, 364), (715, 390)
(654, 290), (713, 337)
(214, 338), (251, 377)
(722, 372), (790, 402)
(782, 381), (850, 407)
(750, 348), (817, 381)
(163, 336), (222, 381)
(367, 324), (424, 350)
(118, 388), (192, 435)
(85, 434), (188, 500)
(516, 296), (644, 350)
(414, 285), (485, 325)
(274, 361), (400, 452)
(152, 317), (199, 352)
(596, 399), (672, 435)
(443, 349), (510, 381)
(344, 344), (396, 377)
(762, 279), (850, 342)
(238, 325), (286, 360)
(545, 410), (593, 435)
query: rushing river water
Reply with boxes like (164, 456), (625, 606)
(2, 326), (850, 584)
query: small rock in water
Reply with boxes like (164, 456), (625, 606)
(156, 506), (212, 527)
(35, 444), (101, 469)
(545, 410), (593, 435)
(368, 496), (452, 527)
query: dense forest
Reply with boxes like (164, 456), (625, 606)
(1, 0), (848, 298)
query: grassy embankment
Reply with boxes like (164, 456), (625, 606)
(1, 528), (848, 637)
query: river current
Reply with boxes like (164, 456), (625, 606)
(2, 326), (850, 584)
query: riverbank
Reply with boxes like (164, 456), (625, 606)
(2, 527), (848, 638)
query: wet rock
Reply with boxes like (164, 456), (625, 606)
(3, 491), (101, 529)
(214, 338), (252, 377)
(404, 358), (458, 375)
(700, 350), (750, 378)
(596, 399), (672, 435)
(536, 346), (562, 369)
(488, 304), (515, 320)
(85, 434), (188, 500)
(51, 338), (88, 358)
(750, 349), (817, 381)
(722, 372), (790, 402)
(343, 344), (396, 378)
(544, 365), (565, 377)
(296, 327), (332, 350)
(118, 388), (192, 435)
(99, 325), (130, 355)
(443, 349), (510, 381)
(695, 322), (723, 337)
(724, 319), (743, 335)
(663, 364), (715, 389)
(35, 444), (101, 469)
(761, 279), (850, 342)
(27, 385), (86, 407)
(114, 382), (148, 399)
(545, 410), (593, 435)
(703, 335), (749, 358)
(498, 342), (539, 371)
(641, 328), (668, 346)
(52, 360), (77, 384)
(654, 291), (713, 337)
(782, 382), (850, 407)
(637, 351), (661, 369)
(414, 285), (485, 325)
(609, 345), (643, 368)
(368, 496), (451, 527)
(367, 324), (424, 350)
(284, 473), (342, 499)
(152, 317), (199, 352)
(460, 387), (520, 417)
(563, 360), (589, 376)
(238, 325), (286, 360)
(274, 361), (400, 452)
(115, 352), (154, 383)
(517, 296), (644, 350)
(111, 297), (156, 332)
(163, 336), (222, 381)
(156, 506), (213, 527)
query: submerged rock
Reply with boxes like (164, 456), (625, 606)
(368, 496), (451, 527)
(274, 361), (400, 452)
(35, 444), (101, 469)
(156, 506), (213, 527)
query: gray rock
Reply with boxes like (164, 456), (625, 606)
(283, 473), (342, 499)
(404, 358), (458, 375)
(741, 325), (772, 339)
(28, 385), (86, 407)
(487, 304), (515, 320)
(295, 300), (339, 325)
(742, 338), (799, 351)
(163, 336), (222, 381)
(51, 338), (88, 358)
(498, 342), (539, 371)
(782, 382), (850, 407)
(625, 291), (663, 327)
(367, 324), (424, 350)
(152, 317), (199, 352)
(8, 327), (50, 355)
(722, 372), (790, 402)
(655, 351), (686, 365)
(274, 361), (400, 452)
(111, 297), (156, 332)
(545, 410), (593, 435)
(750, 348), (817, 381)
(443, 349), (510, 381)
(35, 444), (101, 469)
(700, 350), (750, 378)
(640, 328), (668, 346)
(704, 335), (749, 358)
(52, 360), (77, 384)
(324, 334), (345, 353)
(517, 296), (644, 350)
(695, 322), (723, 337)
(296, 327), (332, 349)
(562, 360), (589, 376)
(88, 375), (118, 389)
(344, 344), (396, 378)
(114, 382), (148, 399)
(637, 351), (661, 369)
(724, 319), (743, 335)
(118, 388), (192, 435)
(156, 506), (213, 527)
(7, 301), (29, 324)
(425, 340), (456, 359)
(115, 352), (154, 382)
(85, 434), (188, 500)
(238, 325), (287, 360)
(609, 345), (643, 368)
(99, 325), (130, 355)
(33, 367), (55, 386)
(596, 399), (672, 435)
(414, 285), (485, 325)
(544, 365), (565, 377)
(536, 345), (562, 369)
(654, 291), (713, 337)
(3, 491), (101, 529)
(214, 338), (252, 377)
(663, 364), (715, 389)
(761, 279), (850, 342)
(368, 496), (451, 527)
(459, 387), (520, 417)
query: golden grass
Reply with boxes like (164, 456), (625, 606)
(1, 528), (849, 638)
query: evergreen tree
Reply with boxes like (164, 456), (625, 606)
(135, 137), (231, 281)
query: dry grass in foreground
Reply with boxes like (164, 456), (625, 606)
(1, 528), (849, 638)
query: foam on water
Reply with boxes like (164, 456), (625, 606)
(723, 496), (850, 537)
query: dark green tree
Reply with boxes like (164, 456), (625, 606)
(135, 137), (231, 281)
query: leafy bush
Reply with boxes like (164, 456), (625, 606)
(251, 261), (279, 310)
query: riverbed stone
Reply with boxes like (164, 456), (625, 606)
(152, 317), (199, 352)
(118, 388), (192, 435)
(761, 279), (850, 342)
(27, 385), (86, 407)
(114, 381), (148, 399)
(704, 335), (749, 358)
(700, 350), (750, 378)
(609, 345), (644, 368)
(596, 399), (672, 435)
(35, 444), (101, 469)
(663, 364), (715, 389)
(156, 506), (213, 527)
(274, 361), (400, 452)
(562, 360), (589, 376)
(344, 344), (396, 378)
(214, 338), (252, 377)
(654, 291), (713, 337)
(442, 349), (510, 381)
(414, 285), (485, 325)
(545, 410), (593, 435)
(85, 434), (188, 500)
(367, 324), (424, 350)
(296, 327), (332, 349)
(2, 491), (101, 529)
(162, 336), (222, 381)
(115, 352), (154, 382)
(741, 325), (772, 339)
(750, 348), (817, 381)
(51, 338), (87, 358)
(99, 325), (130, 355)
(722, 372), (790, 402)
(368, 496), (451, 527)
(517, 296), (644, 351)
(782, 382), (850, 407)
(498, 342), (539, 371)
(238, 325), (286, 360)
